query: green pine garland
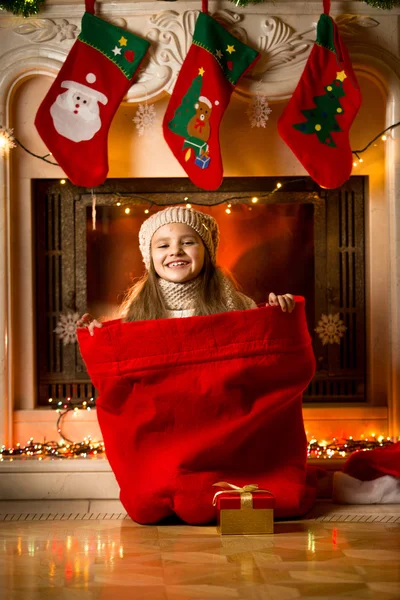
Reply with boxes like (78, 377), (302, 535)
(231, 0), (269, 7)
(0, 0), (45, 17)
(362, 0), (400, 7)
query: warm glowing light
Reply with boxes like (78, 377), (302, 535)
(125, 208), (130, 214)
(116, 202), (121, 207)
(382, 135), (387, 141)
(332, 527), (338, 549)
(276, 182), (282, 189)
(359, 158), (363, 163)
(225, 208), (231, 214)
(144, 209), (149, 214)
(60, 179), (66, 184)
(184, 197), (189, 201)
(227, 203), (232, 208)
(353, 162), (357, 167)
(48, 398), (53, 403)
(186, 203), (192, 209)
(0, 127), (16, 156)
(251, 197), (258, 204)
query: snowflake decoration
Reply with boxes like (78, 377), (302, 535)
(54, 312), (80, 346)
(315, 313), (347, 345)
(133, 103), (156, 137)
(0, 126), (16, 157)
(247, 96), (272, 128)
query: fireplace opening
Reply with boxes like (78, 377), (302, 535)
(34, 177), (366, 406)
(86, 202), (315, 329)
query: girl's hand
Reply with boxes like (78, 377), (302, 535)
(77, 313), (103, 336)
(268, 293), (295, 313)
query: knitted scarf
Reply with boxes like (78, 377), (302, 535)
(158, 273), (251, 312)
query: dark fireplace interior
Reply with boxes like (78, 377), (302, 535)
(34, 177), (366, 406)
(86, 202), (315, 328)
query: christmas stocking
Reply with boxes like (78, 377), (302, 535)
(35, 0), (150, 187)
(163, 2), (259, 191)
(278, 0), (362, 189)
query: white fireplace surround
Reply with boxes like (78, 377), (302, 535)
(0, 1), (400, 447)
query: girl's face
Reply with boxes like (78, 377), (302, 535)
(151, 223), (205, 283)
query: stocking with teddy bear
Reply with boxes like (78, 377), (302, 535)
(163, 1), (259, 191)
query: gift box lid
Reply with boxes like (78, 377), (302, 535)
(215, 491), (275, 510)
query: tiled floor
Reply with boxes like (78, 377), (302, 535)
(1, 513), (400, 599)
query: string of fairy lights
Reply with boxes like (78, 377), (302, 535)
(0, 120), (398, 215)
(307, 435), (395, 459)
(1, 397), (106, 461)
(0, 399), (396, 462)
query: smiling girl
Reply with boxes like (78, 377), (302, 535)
(78, 207), (295, 333)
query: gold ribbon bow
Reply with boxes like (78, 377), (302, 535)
(212, 481), (272, 509)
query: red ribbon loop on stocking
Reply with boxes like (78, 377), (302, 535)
(323, 0), (330, 14)
(202, 0), (208, 14)
(85, 0), (95, 15)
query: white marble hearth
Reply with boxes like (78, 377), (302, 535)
(0, 456), (340, 511)
(0, 457), (119, 502)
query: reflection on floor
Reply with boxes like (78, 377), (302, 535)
(1, 512), (400, 600)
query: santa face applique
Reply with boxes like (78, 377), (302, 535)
(50, 74), (108, 143)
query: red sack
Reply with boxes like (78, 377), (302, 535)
(343, 442), (400, 481)
(78, 298), (316, 524)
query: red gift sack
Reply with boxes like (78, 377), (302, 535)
(343, 442), (400, 481)
(78, 298), (317, 524)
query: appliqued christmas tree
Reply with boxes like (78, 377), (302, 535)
(277, 0), (362, 189)
(293, 71), (347, 147)
(163, 11), (259, 191)
(169, 74), (203, 139)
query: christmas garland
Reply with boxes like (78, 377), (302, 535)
(0, 0), (45, 17)
(360, 0), (400, 7)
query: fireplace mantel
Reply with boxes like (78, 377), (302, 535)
(0, 1), (400, 446)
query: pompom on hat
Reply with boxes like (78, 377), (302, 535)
(139, 207), (220, 269)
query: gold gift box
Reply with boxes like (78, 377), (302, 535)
(213, 482), (275, 535)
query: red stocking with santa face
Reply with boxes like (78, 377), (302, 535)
(277, 0), (361, 189)
(163, 8), (259, 191)
(35, 0), (149, 187)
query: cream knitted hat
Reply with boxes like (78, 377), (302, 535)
(139, 207), (220, 269)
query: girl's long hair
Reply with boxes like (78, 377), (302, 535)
(120, 249), (246, 322)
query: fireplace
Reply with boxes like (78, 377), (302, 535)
(1, 1), (400, 445)
(34, 176), (366, 406)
